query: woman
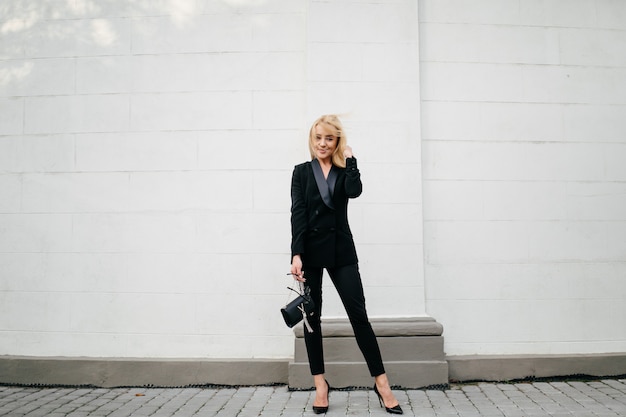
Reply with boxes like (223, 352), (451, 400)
(290, 115), (403, 414)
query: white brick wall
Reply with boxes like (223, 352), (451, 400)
(420, 0), (626, 355)
(2, 0), (624, 362)
(0, 0), (424, 359)
(305, 0), (424, 318)
(0, 0), (308, 358)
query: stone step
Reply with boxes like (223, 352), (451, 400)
(289, 360), (448, 389)
(294, 336), (445, 362)
(288, 316), (449, 389)
(293, 316), (444, 338)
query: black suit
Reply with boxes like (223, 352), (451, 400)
(290, 157), (385, 377)
(290, 156), (361, 267)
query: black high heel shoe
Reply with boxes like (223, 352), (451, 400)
(312, 379), (330, 414)
(374, 384), (403, 414)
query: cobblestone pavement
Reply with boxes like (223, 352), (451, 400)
(1, 379), (625, 417)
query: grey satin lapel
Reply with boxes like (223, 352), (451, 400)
(327, 166), (338, 198)
(311, 159), (335, 210)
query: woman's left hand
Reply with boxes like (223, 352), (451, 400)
(343, 146), (353, 159)
(291, 255), (305, 282)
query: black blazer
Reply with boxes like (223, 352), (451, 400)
(290, 157), (362, 268)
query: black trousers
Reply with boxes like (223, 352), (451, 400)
(302, 263), (385, 377)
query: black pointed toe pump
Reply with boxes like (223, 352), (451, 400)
(374, 384), (403, 414)
(312, 379), (330, 414)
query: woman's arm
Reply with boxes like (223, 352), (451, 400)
(344, 149), (362, 198)
(290, 166), (307, 279)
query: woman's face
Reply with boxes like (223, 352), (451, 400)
(313, 123), (338, 162)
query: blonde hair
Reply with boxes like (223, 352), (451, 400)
(308, 115), (347, 168)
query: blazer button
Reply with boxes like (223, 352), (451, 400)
(315, 210), (319, 215)
(330, 227), (335, 232)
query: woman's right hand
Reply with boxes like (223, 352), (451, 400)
(290, 255), (305, 282)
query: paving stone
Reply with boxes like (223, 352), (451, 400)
(0, 379), (624, 416)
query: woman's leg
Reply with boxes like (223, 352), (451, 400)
(328, 264), (401, 409)
(375, 373), (401, 409)
(302, 267), (325, 376)
(313, 373), (329, 408)
(302, 267), (330, 410)
(327, 264), (385, 377)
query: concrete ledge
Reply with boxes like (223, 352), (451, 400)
(0, 356), (288, 388)
(448, 353), (626, 382)
(4, 352), (625, 388)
